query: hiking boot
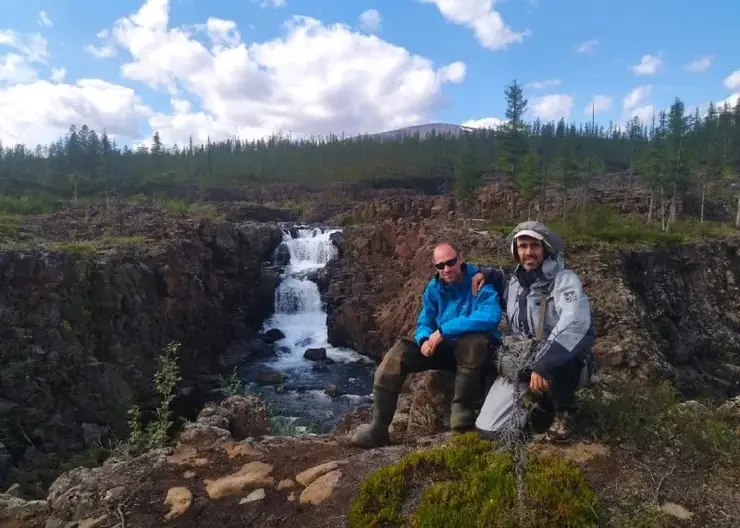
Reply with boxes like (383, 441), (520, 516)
(350, 387), (398, 448)
(450, 367), (482, 431)
(546, 411), (572, 443)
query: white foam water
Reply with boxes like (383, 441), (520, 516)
(265, 227), (369, 369)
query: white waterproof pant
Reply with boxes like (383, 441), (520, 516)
(475, 364), (590, 436)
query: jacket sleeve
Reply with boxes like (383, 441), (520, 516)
(414, 281), (439, 345)
(438, 284), (502, 339)
(480, 266), (508, 305)
(532, 270), (596, 381)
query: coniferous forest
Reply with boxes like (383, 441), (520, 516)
(1, 81), (739, 224)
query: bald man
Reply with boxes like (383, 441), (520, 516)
(349, 242), (503, 448)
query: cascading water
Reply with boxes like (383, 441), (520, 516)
(239, 226), (373, 432)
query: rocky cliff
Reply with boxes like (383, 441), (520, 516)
(0, 209), (283, 492)
(323, 220), (740, 398)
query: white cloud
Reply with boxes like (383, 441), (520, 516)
(631, 54), (662, 76)
(38, 11), (53, 27)
(418, 0), (530, 50)
(0, 30), (49, 62)
(359, 9), (382, 32)
(259, 0), (286, 7)
(438, 61), (466, 83)
(575, 38), (598, 54)
(629, 104), (655, 123)
(50, 68), (66, 83)
(0, 29), (49, 85)
(584, 95), (612, 115)
(526, 78), (560, 89)
(682, 56), (712, 73)
(85, 29), (117, 58)
(623, 85), (652, 110)
(0, 79), (150, 146)
(1, 0), (466, 147)
(531, 94), (573, 119)
(717, 92), (740, 109)
(724, 69), (740, 91)
(461, 116), (504, 129)
(0, 53), (38, 84)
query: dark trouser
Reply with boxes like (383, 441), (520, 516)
(538, 357), (586, 412)
(374, 333), (496, 395)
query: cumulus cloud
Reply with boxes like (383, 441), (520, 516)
(38, 11), (53, 27)
(50, 67), (66, 83)
(575, 38), (598, 54)
(628, 104), (655, 123)
(682, 56), (712, 73)
(359, 9), (382, 32)
(631, 54), (662, 76)
(0, 79), (150, 146)
(461, 117), (504, 129)
(584, 95), (612, 115)
(418, 0), (530, 50)
(717, 92), (740, 109)
(526, 78), (560, 89)
(530, 94), (573, 119)
(724, 69), (740, 91)
(0, 54), (37, 84)
(2, 0), (468, 147)
(623, 85), (652, 111)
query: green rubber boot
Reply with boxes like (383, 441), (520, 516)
(450, 367), (482, 431)
(350, 387), (398, 448)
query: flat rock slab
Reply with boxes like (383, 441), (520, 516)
(240, 488), (266, 504)
(164, 487), (193, 521)
(295, 460), (347, 487)
(300, 470), (342, 505)
(204, 462), (274, 499)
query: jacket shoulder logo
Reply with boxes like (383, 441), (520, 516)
(563, 290), (577, 303)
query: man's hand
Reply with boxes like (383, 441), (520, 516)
(472, 272), (485, 295)
(422, 330), (443, 356)
(530, 372), (550, 394)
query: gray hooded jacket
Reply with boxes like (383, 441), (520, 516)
(482, 221), (596, 381)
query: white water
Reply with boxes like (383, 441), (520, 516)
(263, 227), (369, 369)
(243, 226), (372, 431)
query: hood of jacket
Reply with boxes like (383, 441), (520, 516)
(507, 221), (565, 282)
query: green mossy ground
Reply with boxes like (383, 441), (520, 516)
(348, 432), (599, 528)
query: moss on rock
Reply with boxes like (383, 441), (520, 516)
(348, 433), (599, 528)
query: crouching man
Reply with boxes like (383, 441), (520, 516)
(472, 221), (595, 443)
(350, 242), (503, 448)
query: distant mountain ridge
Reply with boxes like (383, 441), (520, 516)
(366, 122), (475, 140)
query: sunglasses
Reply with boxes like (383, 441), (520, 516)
(434, 256), (458, 270)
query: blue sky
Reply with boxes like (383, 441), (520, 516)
(1, 0), (739, 147)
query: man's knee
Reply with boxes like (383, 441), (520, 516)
(454, 332), (495, 370)
(373, 339), (418, 392)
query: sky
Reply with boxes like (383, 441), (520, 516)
(1, 0), (739, 148)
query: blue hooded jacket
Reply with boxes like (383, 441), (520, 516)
(414, 263), (502, 345)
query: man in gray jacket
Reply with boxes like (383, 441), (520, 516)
(472, 221), (595, 442)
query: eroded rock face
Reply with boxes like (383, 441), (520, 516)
(0, 216), (283, 487)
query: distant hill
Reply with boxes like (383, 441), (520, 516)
(367, 122), (474, 140)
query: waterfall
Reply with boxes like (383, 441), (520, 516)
(263, 227), (367, 370)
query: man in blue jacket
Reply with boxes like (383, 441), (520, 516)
(349, 242), (503, 448)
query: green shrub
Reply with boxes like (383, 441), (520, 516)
(348, 432), (599, 528)
(580, 381), (740, 468)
